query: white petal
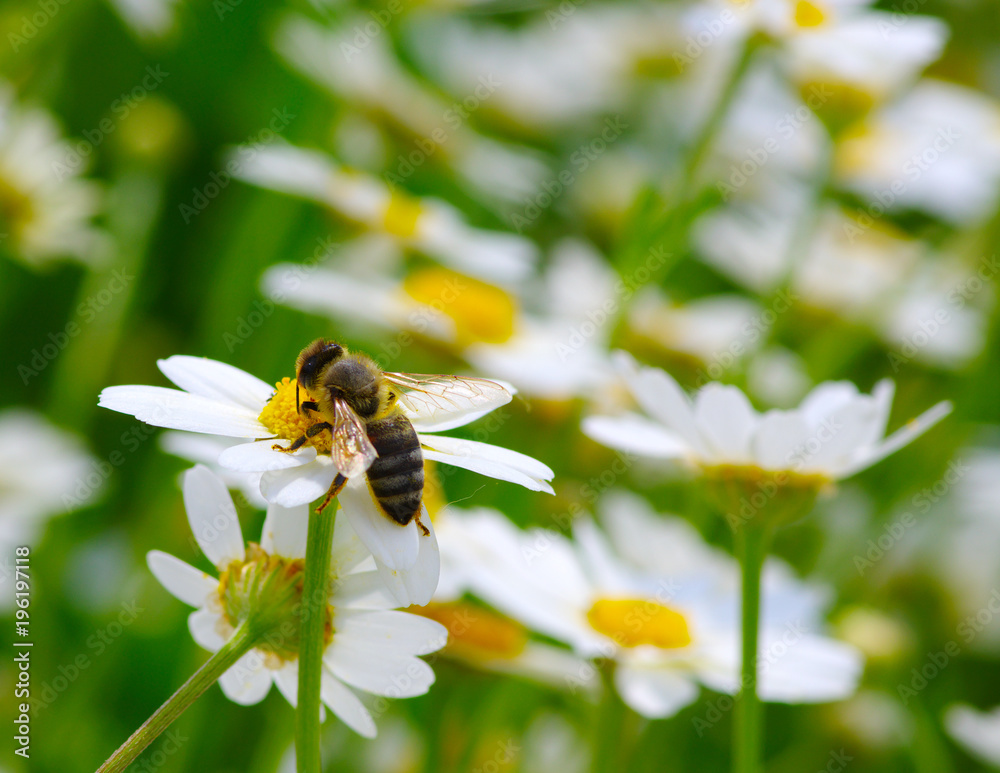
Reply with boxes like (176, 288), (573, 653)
(331, 512), (376, 575)
(693, 384), (758, 462)
(183, 465), (245, 567)
(615, 664), (700, 718)
(98, 386), (271, 438)
(614, 351), (706, 455)
(751, 411), (812, 471)
(272, 661), (300, 708)
(334, 571), (400, 610)
(375, 507), (440, 606)
(218, 439), (317, 472)
(839, 400), (952, 478)
(757, 635), (863, 703)
(798, 381), (860, 425)
(333, 609), (449, 656)
(147, 550), (217, 607)
(218, 650), (274, 705)
(320, 671), (377, 738)
(860, 379), (896, 448)
(188, 608), (227, 651)
(260, 503), (309, 559)
(157, 355), (275, 411)
(339, 479), (420, 571)
(326, 646), (435, 698)
(801, 399), (879, 472)
(419, 434), (554, 493)
(581, 414), (689, 458)
(260, 457), (338, 507)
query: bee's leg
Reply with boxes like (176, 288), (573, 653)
(413, 511), (430, 537)
(316, 473), (348, 514)
(271, 422), (331, 453)
(300, 400), (320, 414)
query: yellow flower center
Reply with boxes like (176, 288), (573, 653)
(586, 598), (692, 649)
(383, 191), (424, 238)
(403, 267), (517, 346)
(217, 543), (333, 662)
(257, 377), (332, 454)
(794, 0), (826, 27)
(0, 174), (34, 244)
(414, 602), (528, 660)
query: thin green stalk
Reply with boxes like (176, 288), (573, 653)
(591, 662), (637, 773)
(733, 523), (771, 773)
(295, 502), (337, 773)
(97, 622), (256, 773)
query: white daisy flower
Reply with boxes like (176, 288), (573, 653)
(835, 79), (1000, 224)
(583, 351), (951, 484)
(432, 498), (862, 717)
(0, 410), (99, 610)
(945, 704), (1000, 768)
(147, 465), (447, 737)
(228, 142), (536, 284)
(0, 83), (104, 267)
(98, 353), (553, 601)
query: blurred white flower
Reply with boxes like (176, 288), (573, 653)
(0, 410), (98, 610)
(274, 14), (549, 205)
(105, 0), (179, 39)
(99, 354), (552, 601)
(0, 83), (104, 267)
(433, 494), (862, 717)
(229, 142), (536, 284)
(147, 465), (447, 737)
(835, 79), (1000, 224)
(945, 704), (1000, 768)
(583, 351), (950, 480)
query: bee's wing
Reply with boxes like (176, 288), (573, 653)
(383, 372), (513, 429)
(331, 397), (378, 478)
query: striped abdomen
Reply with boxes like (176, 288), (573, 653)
(365, 412), (424, 526)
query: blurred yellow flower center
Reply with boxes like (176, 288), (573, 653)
(587, 598), (692, 649)
(794, 1), (826, 27)
(403, 268), (516, 346)
(415, 602), (528, 660)
(383, 191), (424, 238)
(0, 176), (34, 240)
(258, 378), (332, 454)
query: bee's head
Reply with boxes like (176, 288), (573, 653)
(295, 338), (344, 395)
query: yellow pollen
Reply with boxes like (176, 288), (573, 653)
(794, 0), (826, 27)
(421, 461), (446, 521)
(403, 267), (517, 346)
(587, 598), (692, 649)
(414, 602), (528, 660)
(383, 191), (424, 238)
(257, 377), (332, 454)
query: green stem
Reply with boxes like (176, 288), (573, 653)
(295, 502), (337, 773)
(676, 36), (760, 204)
(591, 662), (635, 773)
(733, 523), (771, 773)
(97, 622), (256, 773)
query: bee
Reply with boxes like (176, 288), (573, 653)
(274, 339), (511, 535)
